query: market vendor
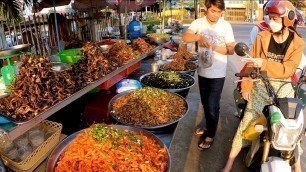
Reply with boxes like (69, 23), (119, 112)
(127, 16), (142, 42)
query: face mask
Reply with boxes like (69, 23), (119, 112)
(264, 15), (283, 33)
(269, 20), (283, 33)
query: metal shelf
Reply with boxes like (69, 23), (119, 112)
(5, 44), (164, 140)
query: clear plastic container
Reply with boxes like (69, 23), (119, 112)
(14, 136), (29, 148)
(151, 63), (159, 72)
(28, 130), (45, 148)
(3, 144), (19, 161)
(0, 129), (12, 152)
(18, 144), (33, 161)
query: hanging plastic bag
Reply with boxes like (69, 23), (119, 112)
(198, 46), (213, 68)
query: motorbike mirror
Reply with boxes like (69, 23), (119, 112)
(254, 124), (265, 132)
(234, 42), (250, 56)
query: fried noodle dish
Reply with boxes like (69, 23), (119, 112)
(112, 87), (187, 127)
(55, 124), (169, 172)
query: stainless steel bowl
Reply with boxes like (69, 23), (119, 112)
(46, 125), (171, 172)
(147, 34), (170, 44)
(108, 89), (189, 130)
(99, 44), (112, 52)
(51, 62), (70, 72)
(139, 71), (195, 93)
(0, 44), (31, 57)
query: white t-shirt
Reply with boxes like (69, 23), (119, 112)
(168, 17), (173, 26)
(188, 16), (235, 78)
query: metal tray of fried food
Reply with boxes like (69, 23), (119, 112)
(159, 61), (198, 74)
(108, 89), (189, 130)
(0, 44), (31, 57)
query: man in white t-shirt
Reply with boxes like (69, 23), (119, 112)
(182, 0), (235, 150)
(167, 16), (174, 26)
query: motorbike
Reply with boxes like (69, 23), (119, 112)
(233, 42), (306, 172)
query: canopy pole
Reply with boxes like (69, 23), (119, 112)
(170, 0), (172, 24)
(53, 0), (61, 52)
(195, 0), (198, 52)
(124, 0), (127, 41)
(161, 0), (166, 33)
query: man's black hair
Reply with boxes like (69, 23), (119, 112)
(205, 0), (225, 11)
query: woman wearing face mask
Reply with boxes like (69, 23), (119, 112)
(221, 0), (304, 172)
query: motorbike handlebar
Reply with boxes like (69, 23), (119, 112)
(235, 73), (251, 77)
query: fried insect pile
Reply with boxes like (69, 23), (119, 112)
(162, 47), (197, 71)
(0, 55), (76, 121)
(132, 38), (155, 54)
(106, 41), (140, 64)
(0, 40), (156, 122)
(71, 42), (115, 85)
(169, 46), (194, 61)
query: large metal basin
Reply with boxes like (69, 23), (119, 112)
(108, 89), (189, 130)
(139, 71), (195, 93)
(0, 44), (31, 57)
(147, 34), (170, 44)
(51, 62), (70, 72)
(99, 44), (112, 52)
(46, 125), (171, 172)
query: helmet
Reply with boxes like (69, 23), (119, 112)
(295, 9), (304, 26)
(265, 0), (296, 27)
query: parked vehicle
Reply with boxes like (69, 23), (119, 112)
(233, 42), (305, 172)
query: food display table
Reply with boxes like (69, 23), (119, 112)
(0, 44), (165, 141)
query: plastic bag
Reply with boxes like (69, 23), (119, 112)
(116, 79), (142, 93)
(198, 46), (213, 68)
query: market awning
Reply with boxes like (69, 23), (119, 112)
(71, 0), (116, 11)
(36, 0), (71, 11)
(71, 0), (156, 12)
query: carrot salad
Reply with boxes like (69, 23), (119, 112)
(55, 124), (169, 172)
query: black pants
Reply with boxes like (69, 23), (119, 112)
(198, 75), (225, 138)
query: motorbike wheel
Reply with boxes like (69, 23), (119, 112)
(233, 87), (247, 119)
(243, 147), (262, 172)
(244, 137), (263, 172)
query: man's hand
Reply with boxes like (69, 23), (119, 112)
(198, 35), (212, 48)
(242, 92), (251, 101)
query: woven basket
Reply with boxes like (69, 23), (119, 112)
(2, 120), (62, 171)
